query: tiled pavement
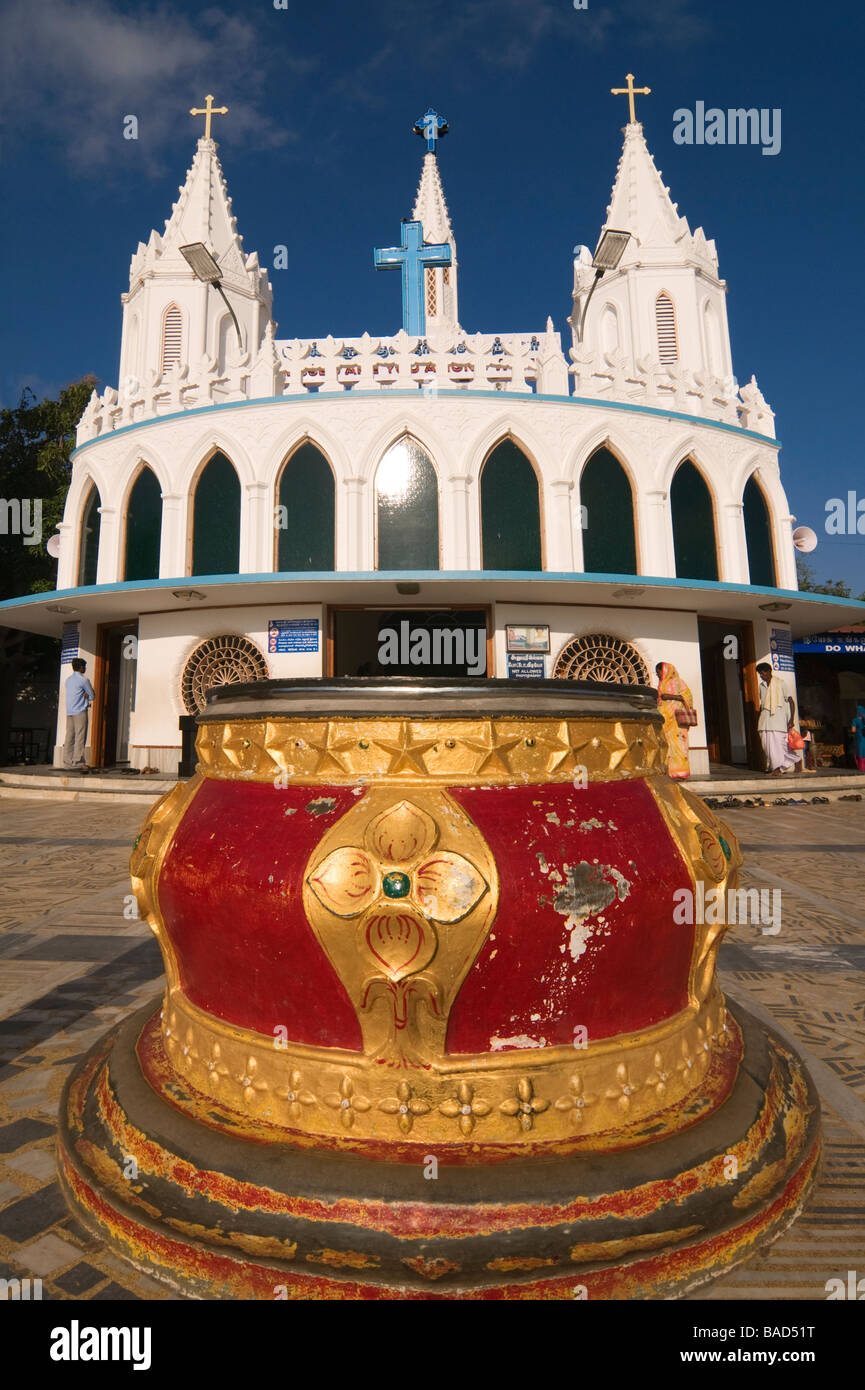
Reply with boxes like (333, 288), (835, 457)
(0, 795), (863, 1301)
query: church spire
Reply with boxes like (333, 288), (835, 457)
(410, 110), (460, 335)
(121, 113), (272, 387)
(569, 100), (732, 384)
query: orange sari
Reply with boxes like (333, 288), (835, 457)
(657, 662), (694, 780)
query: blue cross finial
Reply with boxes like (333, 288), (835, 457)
(413, 108), (449, 154)
(374, 220), (452, 336)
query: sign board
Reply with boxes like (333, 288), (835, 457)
(507, 652), (546, 681)
(268, 618), (320, 654)
(506, 624), (550, 653)
(60, 622), (79, 664)
(769, 626), (795, 673)
(794, 633), (865, 654)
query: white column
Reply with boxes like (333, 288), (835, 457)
(640, 489), (673, 577)
(95, 507), (119, 583)
(242, 482), (271, 573)
(159, 493), (186, 578)
(57, 521), (76, 590)
(445, 473), (472, 569)
(547, 479), (575, 572)
(721, 501), (746, 583)
(777, 512), (798, 589)
(342, 477), (369, 570)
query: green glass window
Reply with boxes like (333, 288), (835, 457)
(743, 475), (776, 587)
(277, 444), (335, 571)
(191, 452), (241, 576)
(481, 440), (542, 570)
(671, 460), (718, 581)
(124, 467), (162, 581)
(580, 448), (637, 575)
(77, 484), (101, 587)
(376, 438), (439, 570)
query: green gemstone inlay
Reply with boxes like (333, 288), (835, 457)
(719, 835), (732, 861)
(382, 871), (411, 900)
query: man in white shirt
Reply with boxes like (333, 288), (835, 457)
(63, 658), (96, 772)
(756, 662), (801, 775)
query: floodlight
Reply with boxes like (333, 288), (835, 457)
(592, 229), (631, 271)
(180, 243), (223, 283)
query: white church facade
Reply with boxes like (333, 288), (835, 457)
(3, 86), (861, 778)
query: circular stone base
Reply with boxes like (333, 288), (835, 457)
(57, 999), (820, 1300)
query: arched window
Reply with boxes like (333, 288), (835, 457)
(375, 437), (439, 570)
(580, 448), (637, 575)
(703, 300), (722, 376)
(191, 452), (241, 576)
(124, 467), (162, 581)
(77, 484), (101, 587)
(600, 304), (619, 354)
(671, 459), (718, 581)
(480, 440), (542, 570)
(655, 292), (678, 364)
(743, 474), (776, 587)
(161, 303), (182, 375)
(277, 443), (335, 571)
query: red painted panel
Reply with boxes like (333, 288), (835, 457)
(446, 781), (694, 1054)
(158, 780), (363, 1049)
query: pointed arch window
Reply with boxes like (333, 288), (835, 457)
(276, 443), (335, 571)
(375, 437), (439, 570)
(743, 474), (776, 587)
(671, 459), (718, 581)
(191, 452), (241, 576)
(161, 303), (183, 375)
(655, 292), (678, 364)
(481, 440), (542, 570)
(580, 448), (637, 575)
(77, 484), (101, 587)
(124, 467), (162, 581)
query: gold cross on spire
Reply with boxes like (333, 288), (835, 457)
(189, 93), (229, 141)
(611, 73), (651, 125)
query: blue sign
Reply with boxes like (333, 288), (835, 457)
(507, 653), (546, 681)
(769, 627), (795, 673)
(268, 618), (319, 654)
(60, 622), (79, 664)
(374, 220), (452, 336)
(794, 634), (865, 654)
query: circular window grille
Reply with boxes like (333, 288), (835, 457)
(180, 635), (269, 715)
(553, 633), (651, 686)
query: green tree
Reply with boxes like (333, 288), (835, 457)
(0, 378), (97, 761)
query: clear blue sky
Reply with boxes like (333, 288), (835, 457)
(1, 0), (863, 590)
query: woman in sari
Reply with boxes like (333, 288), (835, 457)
(655, 662), (695, 780)
(851, 704), (865, 772)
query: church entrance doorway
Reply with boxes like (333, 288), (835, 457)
(92, 621), (138, 768)
(697, 617), (760, 769)
(329, 607), (491, 678)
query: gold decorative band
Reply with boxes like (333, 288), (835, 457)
(154, 987), (736, 1152)
(194, 715), (668, 785)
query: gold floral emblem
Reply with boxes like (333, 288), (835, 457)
(303, 792), (498, 1064)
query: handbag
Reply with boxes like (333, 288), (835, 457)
(675, 707), (698, 728)
(787, 728), (805, 751)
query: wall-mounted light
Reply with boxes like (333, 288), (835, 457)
(172, 589), (206, 602)
(396, 582), (421, 595)
(758, 601), (792, 613)
(612, 586), (646, 599)
(180, 242), (242, 350)
(575, 228), (631, 343)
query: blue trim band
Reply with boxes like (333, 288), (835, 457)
(2, 571), (862, 614)
(70, 390), (781, 461)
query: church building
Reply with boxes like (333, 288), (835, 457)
(3, 80), (862, 777)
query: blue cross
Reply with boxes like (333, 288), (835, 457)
(374, 220), (452, 336)
(413, 108), (448, 154)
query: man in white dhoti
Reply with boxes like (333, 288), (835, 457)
(756, 663), (801, 775)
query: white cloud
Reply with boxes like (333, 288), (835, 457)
(0, 0), (312, 172)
